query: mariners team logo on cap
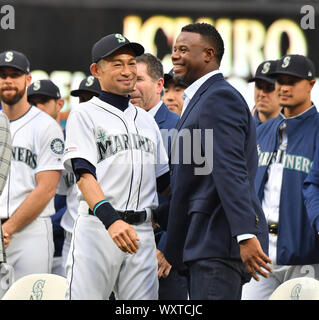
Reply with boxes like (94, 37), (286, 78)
(261, 62), (271, 74)
(4, 51), (13, 62)
(114, 34), (126, 43)
(50, 138), (64, 155)
(33, 80), (41, 91)
(85, 76), (95, 87)
(281, 56), (291, 68)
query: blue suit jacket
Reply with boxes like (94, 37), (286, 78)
(164, 73), (269, 270)
(154, 102), (180, 132)
(153, 103), (179, 252)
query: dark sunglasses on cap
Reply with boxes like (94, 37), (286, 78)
(255, 80), (275, 93)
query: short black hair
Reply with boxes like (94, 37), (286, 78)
(181, 23), (224, 65)
(136, 53), (164, 81)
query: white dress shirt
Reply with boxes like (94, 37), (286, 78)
(181, 69), (222, 116)
(147, 101), (163, 118)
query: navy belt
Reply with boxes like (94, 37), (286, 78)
(89, 209), (147, 226)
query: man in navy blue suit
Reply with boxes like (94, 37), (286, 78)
(130, 53), (188, 300)
(164, 23), (272, 300)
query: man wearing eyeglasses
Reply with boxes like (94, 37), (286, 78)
(248, 60), (281, 126)
(242, 54), (319, 299)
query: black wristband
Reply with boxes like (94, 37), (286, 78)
(94, 201), (121, 229)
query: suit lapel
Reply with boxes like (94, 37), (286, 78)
(175, 73), (224, 131)
(170, 73), (224, 158)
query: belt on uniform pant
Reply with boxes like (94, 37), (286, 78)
(0, 218), (8, 224)
(88, 209), (147, 226)
(268, 223), (278, 235)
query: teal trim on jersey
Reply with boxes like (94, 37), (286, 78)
(93, 200), (109, 215)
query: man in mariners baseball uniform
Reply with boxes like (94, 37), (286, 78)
(62, 33), (170, 300)
(70, 75), (101, 103)
(27, 79), (70, 277)
(242, 54), (319, 299)
(0, 50), (64, 297)
(248, 60), (281, 126)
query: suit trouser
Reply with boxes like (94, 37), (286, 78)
(159, 269), (188, 300)
(187, 258), (251, 300)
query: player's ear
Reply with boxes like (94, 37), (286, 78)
(157, 78), (164, 95)
(26, 73), (32, 86)
(57, 98), (64, 111)
(309, 79), (316, 89)
(90, 63), (99, 78)
(204, 47), (215, 63)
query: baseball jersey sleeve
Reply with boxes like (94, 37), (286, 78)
(35, 120), (64, 174)
(63, 109), (97, 173)
(154, 122), (169, 178)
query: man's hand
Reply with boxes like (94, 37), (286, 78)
(2, 222), (11, 248)
(239, 237), (273, 281)
(108, 220), (139, 254)
(156, 249), (172, 278)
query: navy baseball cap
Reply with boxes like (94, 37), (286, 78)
(164, 68), (188, 88)
(0, 50), (30, 74)
(271, 54), (315, 80)
(92, 33), (144, 63)
(248, 60), (277, 84)
(71, 76), (101, 97)
(27, 79), (61, 99)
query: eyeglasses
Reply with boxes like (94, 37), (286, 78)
(255, 80), (275, 93)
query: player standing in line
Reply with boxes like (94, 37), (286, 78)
(242, 54), (319, 299)
(0, 51), (64, 297)
(27, 79), (67, 276)
(248, 60), (281, 126)
(46, 75), (103, 277)
(62, 34), (169, 300)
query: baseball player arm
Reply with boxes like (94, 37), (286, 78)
(77, 172), (140, 254)
(2, 170), (61, 241)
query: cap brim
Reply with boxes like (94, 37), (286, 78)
(0, 62), (28, 73)
(270, 71), (310, 80)
(98, 42), (144, 62)
(28, 91), (59, 99)
(248, 76), (276, 84)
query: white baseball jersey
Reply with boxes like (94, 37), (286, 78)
(63, 96), (169, 211)
(62, 96), (169, 300)
(0, 106), (64, 219)
(56, 170), (79, 233)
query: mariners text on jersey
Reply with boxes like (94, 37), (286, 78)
(96, 129), (156, 163)
(257, 145), (313, 174)
(12, 146), (37, 169)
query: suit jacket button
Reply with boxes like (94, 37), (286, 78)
(255, 215), (260, 227)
